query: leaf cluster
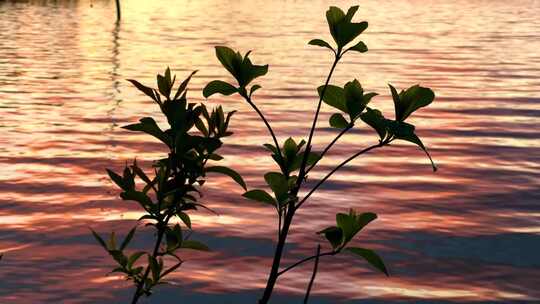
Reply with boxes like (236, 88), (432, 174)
(92, 68), (244, 302)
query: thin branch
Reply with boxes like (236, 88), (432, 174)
(295, 142), (385, 211)
(295, 54), (341, 191)
(303, 245), (321, 304)
(277, 250), (337, 277)
(305, 123), (353, 175)
(243, 95), (284, 168)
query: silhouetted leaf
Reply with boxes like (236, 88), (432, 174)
(329, 113), (349, 128)
(127, 79), (157, 102)
(127, 251), (145, 269)
(346, 247), (389, 276)
(336, 211), (377, 243)
(149, 255), (160, 283)
(181, 240), (209, 251)
(344, 79), (366, 119)
(215, 46), (241, 77)
(249, 85), (262, 97)
(388, 121), (437, 171)
(264, 172), (289, 202)
(243, 189), (276, 206)
(318, 85), (347, 113)
(317, 226), (343, 249)
(120, 190), (153, 209)
(120, 226), (136, 251)
(390, 84), (435, 122)
(360, 107), (388, 141)
(203, 80), (238, 98)
(308, 39), (334, 51)
(106, 169), (126, 190)
(123, 117), (171, 147)
(326, 6), (368, 49)
(205, 166), (246, 190)
(91, 229), (108, 251)
(178, 212), (192, 229)
(157, 73), (171, 99)
(348, 41), (368, 53)
(173, 70), (197, 100)
(290, 152), (320, 172)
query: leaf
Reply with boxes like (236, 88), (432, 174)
(283, 137), (298, 162)
(317, 226), (343, 249)
(122, 117), (171, 147)
(326, 6), (368, 49)
(120, 190), (154, 209)
(360, 107), (388, 141)
(215, 46), (241, 77)
(106, 169), (125, 190)
(239, 55), (268, 87)
(346, 247), (389, 276)
(388, 121), (437, 171)
(157, 74), (171, 99)
(249, 84), (262, 97)
(205, 166), (247, 190)
(120, 227), (136, 251)
(263, 143), (278, 154)
(336, 211), (377, 243)
(181, 240), (210, 251)
(90, 229), (107, 251)
(264, 172), (289, 202)
(390, 84), (435, 122)
(127, 251), (146, 269)
(290, 151), (320, 172)
(242, 189), (276, 206)
(348, 41), (368, 53)
(160, 261), (182, 279)
(173, 70), (198, 100)
(335, 22), (368, 49)
(178, 212), (192, 229)
(318, 85), (347, 113)
(148, 255), (160, 283)
(127, 79), (157, 102)
(344, 79), (366, 119)
(308, 39), (334, 51)
(203, 80), (238, 98)
(166, 224), (183, 251)
(329, 113), (349, 129)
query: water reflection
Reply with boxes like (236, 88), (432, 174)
(0, 0), (539, 303)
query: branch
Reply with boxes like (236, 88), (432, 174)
(295, 142), (385, 211)
(303, 244), (321, 304)
(295, 54), (341, 191)
(243, 95), (284, 169)
(277, 250), (338, 277)
(305, 123), (353, 175)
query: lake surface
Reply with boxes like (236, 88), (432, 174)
(0, 0), (539, 303)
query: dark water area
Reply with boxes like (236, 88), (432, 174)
(0, 0), (539, 303)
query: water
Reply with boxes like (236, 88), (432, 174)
(0, 0), (539, 303)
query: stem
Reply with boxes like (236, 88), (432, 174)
(277, 250), (337, 277)
(115, 0), (121, 21)
(244, 95), (284, 165)
(303, 245), (321, 304)
(130, 222), (167, 304)
(258, 55), (341, 304)
(305, 123), (353, 175)
(295, 142), (384, 211)
(296, 54), (340, 191)
(258, 210), (294, 304)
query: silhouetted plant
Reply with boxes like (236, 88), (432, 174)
(204, 5), (436, 303)
(92, 68), (245, 304)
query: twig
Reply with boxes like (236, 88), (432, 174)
(295, 142), (385, 211)
(303, 245), (321, 304)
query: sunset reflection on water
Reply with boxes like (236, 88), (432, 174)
(0, 0), (539, 303)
